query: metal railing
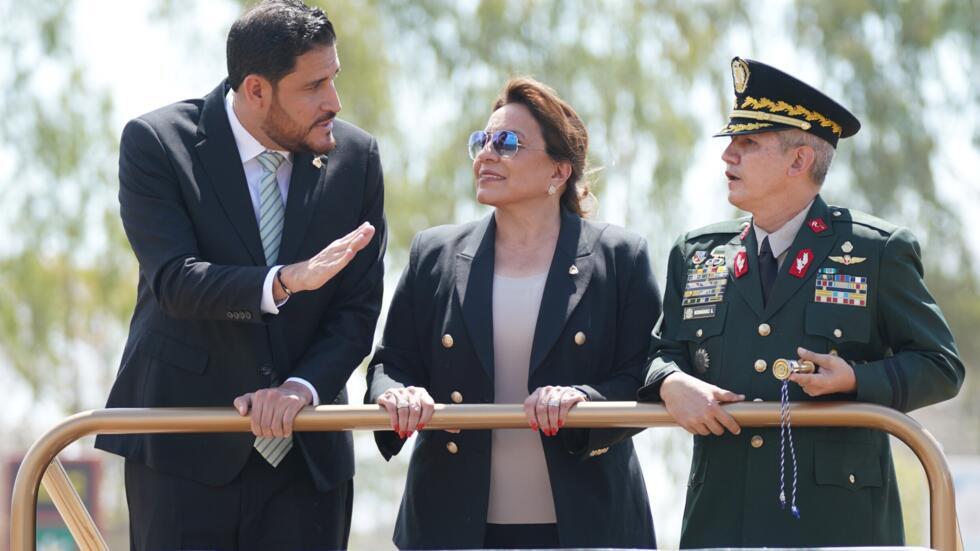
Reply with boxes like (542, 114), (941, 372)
(10, 402), (959, 550)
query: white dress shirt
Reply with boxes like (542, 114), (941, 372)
(224, 89), (319, 405)
(752, 199), (814, 269)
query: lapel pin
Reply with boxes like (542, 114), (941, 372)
(807, 217), (828, 233)
(739, 222), (751, 241)
(841, 241), (854, 253)
(568, 265), (579, 275)
(789, 248), (814, 278)
(312, 154), (328, 169)
(734, 249), (749, 278)
(829, 255), (866, 266)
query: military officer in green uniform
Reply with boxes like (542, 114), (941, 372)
(639, 57), (964, 548)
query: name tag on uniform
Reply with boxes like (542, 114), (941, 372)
(682, 265), (728, 310)
(684, 304), (717, 320)
(814, 267), (868, 307)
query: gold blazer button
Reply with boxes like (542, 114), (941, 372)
(574, 331), (587, 345)
(450, 391), (463, 404)
(441, 334), (454, 348)
(446, 441), (459, 454)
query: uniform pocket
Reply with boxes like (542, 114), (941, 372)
(814, 439), (882, 490)
(805, 302), (871, 344)
(676, 304), (728, 378)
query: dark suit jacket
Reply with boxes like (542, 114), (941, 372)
(95, 81), (386, 493)
(639, 195), (963, 548)
(366, 207), (660, 549)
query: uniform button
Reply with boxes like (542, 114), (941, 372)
(752, 398), (763, 402)
(450, 391), (463, 404)
(441, 334), (454, 348)
(754, 359), (767, 373)
(833, 210), (842, 217)
(750, 435), (764, 448)
(446, 441), (458, 454)
(695, 329), (704, 338)
(833, 328), (843, 338)
(849, 474), (856, 484)
(259, 364), (272, 376)
(758, 323), (771, 337)
(830, 349), (839, 356)
(574, 331), (587, 345)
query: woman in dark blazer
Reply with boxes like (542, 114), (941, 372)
(367, 77), (660, 549)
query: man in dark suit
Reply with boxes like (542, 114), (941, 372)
(95, 1), (385, 548)
(639, 57), (963, 547)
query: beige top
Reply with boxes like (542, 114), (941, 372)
(486, 272), (556, 524)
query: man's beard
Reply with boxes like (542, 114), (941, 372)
(261, 92), (337, 155)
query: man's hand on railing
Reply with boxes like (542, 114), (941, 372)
(660, 372), (745, 436)
(232, 381), (313, 438)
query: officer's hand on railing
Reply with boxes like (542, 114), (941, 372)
(377, 386), (435, 439)
(789, 346), (857, 396)
(660, 372), (745, 436)
(524, 385), (588, 436)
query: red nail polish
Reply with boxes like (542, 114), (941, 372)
(530, 422), (538, 431)
(418, 423), (425, 430)
(558, 419), (565, 428)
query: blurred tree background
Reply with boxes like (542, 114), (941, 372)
(1, 0), (977, 547)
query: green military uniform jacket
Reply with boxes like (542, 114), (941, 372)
(639, 195), (963, 548)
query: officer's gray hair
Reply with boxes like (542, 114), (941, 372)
(777, 129), (835, 186)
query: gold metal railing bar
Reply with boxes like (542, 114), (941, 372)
(10, 402), (957, 551)
(40, 458), (109, 551)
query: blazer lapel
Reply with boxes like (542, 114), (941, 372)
(455, 214), (496, 380)
(528, 209), (595, 375)
(727, 224), (766, 318)
(277, 152), (324, 264)
(194, 81), (265, 265)
(764, 195), (836, 318)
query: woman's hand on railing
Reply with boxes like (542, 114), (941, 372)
(524, 385), (588, 436)
(376, 386), (435, 439)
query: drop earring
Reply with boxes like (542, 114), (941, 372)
(547, 184), (557, 196)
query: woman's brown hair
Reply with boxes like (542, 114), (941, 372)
(492, 77), (594, 217)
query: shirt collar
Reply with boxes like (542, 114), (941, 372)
(753, 199), (814, 258)
(224, 89), (292, 166)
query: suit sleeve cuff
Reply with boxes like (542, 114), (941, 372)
(260, 266), (288, 314)
(637, 360), (681, 402)
(286, 376), (320, 406)
(854, 358), (898, 409)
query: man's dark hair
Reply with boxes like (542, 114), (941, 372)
(227, 0), (336, 90)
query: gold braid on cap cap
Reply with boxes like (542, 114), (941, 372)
(733, 97), (843, 136)
(718, 122), (773, 134)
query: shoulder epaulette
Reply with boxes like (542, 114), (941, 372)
(686, 216), (751, 240)
(828, 206), (898, 235)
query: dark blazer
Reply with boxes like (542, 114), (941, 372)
(367, 207), (660, 550)
(95, 81), (386, 493)
(639, 195), (963, 548)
